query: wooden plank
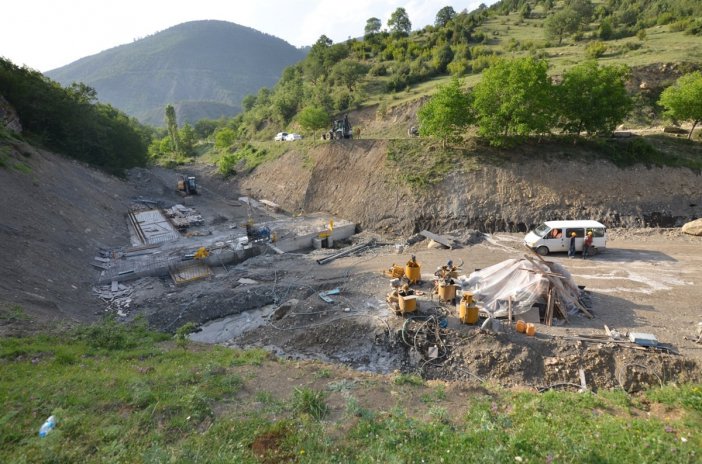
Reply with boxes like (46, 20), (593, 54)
(579, 369), (587, 391)
(546, 288), (554, 326)
(268, 244), (285, 255)
(419, 230), (454, 249)
(508, 297), (513, 325)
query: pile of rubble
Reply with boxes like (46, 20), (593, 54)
(164, 204), (204, 230)
(93, 282), (134, 317)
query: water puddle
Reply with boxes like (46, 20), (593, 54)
(189, 304), (277, 344)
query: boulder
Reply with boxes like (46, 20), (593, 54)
(682, 219), (702, 236)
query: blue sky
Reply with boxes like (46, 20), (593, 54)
(2, 0), (496, 72)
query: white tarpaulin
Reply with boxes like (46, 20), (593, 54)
(460, 257), (582, 318)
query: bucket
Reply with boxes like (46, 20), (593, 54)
(459, 301), (479, 324)
(438, 284), (457, 302)
(398, 294), (417, 313)
(405, 263), (421, 284)
(525, 323), (536, 336)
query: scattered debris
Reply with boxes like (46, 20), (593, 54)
(318, 288), (341, 304)
(164, 204), (204, 230)
(316, 240), (375, 265)
(419, 230), (457, 249)
(629, 332), (658, 347)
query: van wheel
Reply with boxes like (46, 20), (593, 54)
(589, 247), (599, 256)
(536, 246), (549, 256)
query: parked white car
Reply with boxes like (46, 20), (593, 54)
(274, 132), (288, 141)
(285, 133), (303, 141)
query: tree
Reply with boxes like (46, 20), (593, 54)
(241, 94), (257, 112)
(297, 106), (329, 138)
(179, 123), (196, 155)
(330, 60), (368, 91)
(433, 43), (454, 73)
(565, 0), (594, 26)
(557, 61), (631, 135)
(388, 8), (412, 36)
(417, 77), (473, 147)
(659, 71), (702, 140)
(165, 104), (180, 154)
(364, 17), (382, 37)
(544, 8), (581, 45)
(472, 57), (554, 145)
(435, 6), (456, 27)
(214, 127), (237, 150)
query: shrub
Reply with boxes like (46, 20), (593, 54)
(292, 387), (328, 420)
(669, 20), (689, 32)
(585, 41), (608, 58)
(73, 316), (158, 351)
(175, 322), (197, 350)
(218, 152), (239, 176)
(368, 62), (387, 76)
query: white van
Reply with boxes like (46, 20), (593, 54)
(524, 220), (607, 256)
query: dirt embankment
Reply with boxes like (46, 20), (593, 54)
(241, 140), (702, 235)
(0, 141), (135, 326)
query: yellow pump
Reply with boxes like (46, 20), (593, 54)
(404, 256), (421, 284)
(459, 292), (479, 324)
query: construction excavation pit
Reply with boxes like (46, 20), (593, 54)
(84, 168), (702, 393)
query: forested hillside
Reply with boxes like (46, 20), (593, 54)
(46, 21), (307, 126)
(0, 58), (149, 173)
(205, 0), (701, 144)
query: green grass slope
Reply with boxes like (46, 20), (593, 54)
(1, 320), (701, 463)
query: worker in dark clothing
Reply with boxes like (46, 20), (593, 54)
(583, 231), (593, 259)
(568, 232), (577, 258)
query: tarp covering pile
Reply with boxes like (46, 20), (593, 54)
(460, 256), (588, 320)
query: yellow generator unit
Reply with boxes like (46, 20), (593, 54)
(459, 292), (479, 324)
(404, 256), (421, 284)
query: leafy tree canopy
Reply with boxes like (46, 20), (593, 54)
(365, 17), (382, 37)
(0, 57), (148, 174)
(297, 106), (329, 135)
(557, 61), (631, 135)
(418, 77), (473, 146)
(472, 57), (553, 145)
(544, 7), (582, 45)
(388, 8), (412, 35)
(435, 6), (457, 27)
(659, 71), (702, 139)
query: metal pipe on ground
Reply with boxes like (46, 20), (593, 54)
(316, 240), (374, 265)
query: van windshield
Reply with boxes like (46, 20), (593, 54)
(534, 224), (550, 238)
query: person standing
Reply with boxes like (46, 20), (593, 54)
(583, 231), (593, 259)
(568, 232), (577, 258)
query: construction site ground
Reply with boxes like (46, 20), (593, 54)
(117, 168), (702, 391)
(1, 147), (701, 392)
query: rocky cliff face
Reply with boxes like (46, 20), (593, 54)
(0, 95), (22, 133)
(241, 140), (702, 234)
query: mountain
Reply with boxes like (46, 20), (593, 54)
(46, 20), (307, 126)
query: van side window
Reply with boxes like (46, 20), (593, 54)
(566, 229), (584, 238)
(588, 228), (605, 237)
(549, 228), (562, 238)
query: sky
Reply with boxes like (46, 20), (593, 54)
(2, 0), (496, 72)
